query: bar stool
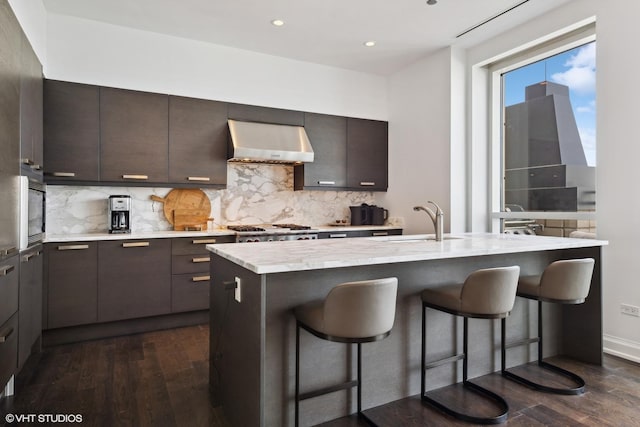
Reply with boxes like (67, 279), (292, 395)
(421, 266), (520, 425)
(294, 277), (398, 427)
(501, 258), (595, 395)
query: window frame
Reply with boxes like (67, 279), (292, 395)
(487, 24), (597, 232)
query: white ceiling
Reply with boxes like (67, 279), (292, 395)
(41, 0), (572, 76)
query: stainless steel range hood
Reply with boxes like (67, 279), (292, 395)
(228, 119), (314, 164)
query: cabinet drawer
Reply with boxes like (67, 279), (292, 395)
(171, 273), (210, 312)
(172, 254), (210, 274)
(172, 236), (235, 255)
(0, 313), (18, 390)
(0, 256), (19, 327)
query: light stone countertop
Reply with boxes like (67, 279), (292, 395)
(207, 232), (608, 274)
(44, 225), (400, 243)
(45, 230), (236, 243)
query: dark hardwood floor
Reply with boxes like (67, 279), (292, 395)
(2, 325), (639, 426)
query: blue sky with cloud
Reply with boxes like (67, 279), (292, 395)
(504, 42), (596, 166)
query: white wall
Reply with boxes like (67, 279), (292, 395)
(594, 2), (640, 362)
(44, 13), (388, 121)
(381, 48), (452, 235)
(8, 0), (47, 64)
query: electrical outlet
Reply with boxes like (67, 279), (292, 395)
(234, 277), (242, 303)
(620, 303), (640, 317)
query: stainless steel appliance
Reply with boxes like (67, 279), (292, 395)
(108, 195), (131, 234)
(19, 177), (45, 250)
(227, 224), (318, 243)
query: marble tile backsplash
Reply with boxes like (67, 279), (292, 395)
(46, 163), (376, 234)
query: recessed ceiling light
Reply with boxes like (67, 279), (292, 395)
(364, 41), (376, 47)
(271, 19), (285, 27)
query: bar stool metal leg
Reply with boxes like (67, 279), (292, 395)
(421, 307), (509, 425)
(501, 301), (585, 395)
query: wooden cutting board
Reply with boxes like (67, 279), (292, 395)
(150, 189), (211, 227)
(173, 209), (210, 231)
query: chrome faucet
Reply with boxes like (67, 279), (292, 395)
(413, 201), (444, 242)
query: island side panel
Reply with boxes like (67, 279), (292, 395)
(560, 246), (603, 364)
(210, 254), (265, 427)
(263, 251), (577, 427)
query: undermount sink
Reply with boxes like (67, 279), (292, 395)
(376, 235), (464, 243)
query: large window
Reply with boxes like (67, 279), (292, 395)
(492, 34), (596, 237)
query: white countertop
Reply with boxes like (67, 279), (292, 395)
(207, 232), (607, 274)
(44, 225), (400, 242)
(45, 230), (236, 242)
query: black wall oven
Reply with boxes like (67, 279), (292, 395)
(20, 177), (45, 250)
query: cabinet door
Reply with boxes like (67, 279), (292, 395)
(295, 113), (347, 190)
(43, 80), (100, 182)
(18, 245), (42, 369)
(346, 118), (388, 191)
(169, 96), (228, 186)
(19, 33), (43, 179)
(98, 239), (171, 322)
(46, 242), (98, 329)
(228, 103), (303, 126)
(100, 87), (169, 183)
(0, 0), (21, 253)
(0, 255), (19, 328)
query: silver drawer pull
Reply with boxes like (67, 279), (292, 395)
(372, 232), (388, 236)
(192, 275), (210, 282)
(0, 265), (15, 276)
(57, 244), (89, 251)
(0, 327), (14, 343)
(21, 158), (34, 166)
(193, 239), (216, 244)
(31, 164), (42, 171)
(318, 181), (336, 185)
(192, 257), (210, 263)
(329, 233), (347, 238)
(22, 251), (41, 262)
(122, 242), (150, 248)
(187, 176), (211, 182)
(359, 182), (375, 186)
(122, 174), (148, 180)
(49, 172), (76, 177)
(1, 246), (17, 256)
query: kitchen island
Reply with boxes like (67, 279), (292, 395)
(207, 233), (606, 426)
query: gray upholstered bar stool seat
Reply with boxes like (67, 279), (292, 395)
(294, 277), (398, 427)
(501, 258), (595, 395)
(421, 266), (520, 425)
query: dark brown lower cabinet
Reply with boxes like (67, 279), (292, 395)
(18, 245), (43, 369)
(170, 236), (234, 312)
(98, 239), (171, 322)
(46, 242), (98, 329)
(0, 254), (19, 390)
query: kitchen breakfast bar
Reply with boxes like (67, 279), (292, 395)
(207, 233), (606, 426)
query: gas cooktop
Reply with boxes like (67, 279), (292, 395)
(226, 224), (318, 242)
(227, 224), (313, 232)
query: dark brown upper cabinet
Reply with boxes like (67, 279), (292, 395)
(294, 113), (347, 190)
(43, 80), (100, 182)
(19, 32), (43, 180)
(346, 118), (388, 191)
(169, 96), (227, 187)
(227, 103), (303, 126)
(100, 87), (169, 184)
